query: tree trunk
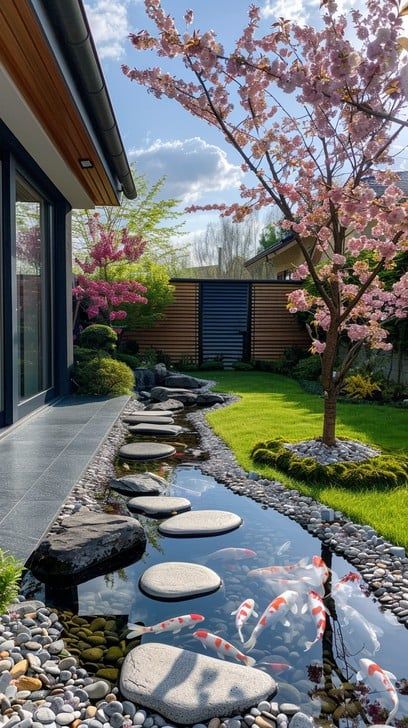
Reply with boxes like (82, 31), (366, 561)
(323, 389), (337, 446)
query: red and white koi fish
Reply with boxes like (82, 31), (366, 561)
(193, 629), (255, 666)
(243, 590), (298, 652)
(331, 572), (362, 603)
(207, 548), (257, 562)
(301, 556), (330, 589)
(356, 659), (399, 725)
(231, 598), (258, 642)
(304, 590), (329, 652)
(257, 662), (292, 675)
(247, 557), (309, 579)
(127, 613), (204, 638)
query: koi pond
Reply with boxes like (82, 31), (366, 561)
(26, 416), (408, 727)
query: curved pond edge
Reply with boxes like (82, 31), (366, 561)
(187, 397), (408, 630)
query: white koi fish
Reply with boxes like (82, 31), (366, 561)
(243, 590), (298, 652)
(277, 540), (291, 556)
(356, 658), (399, 725)
(231, 598), (258, 642)
(247, 557), (309, 579)
(304, 590), (329, 652)
(193, 629), (255, 666)
(207, 548), (257, 562)
(127, 613), (204, 638)
(339, 604), (381, 653)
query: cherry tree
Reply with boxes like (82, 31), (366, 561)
(123, 0), (408, 445)
(73, 214), (147, 324)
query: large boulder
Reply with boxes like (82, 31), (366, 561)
(197, 392), (225, 406)
(120, 643), (276, 724)
(28, 509), (146, 585)
(164, 373), (204, 389)
(110, 472), (167, 497)
(154, 362), (167, 384)
(150, 387), (197, 405)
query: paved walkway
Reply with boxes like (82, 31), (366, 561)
(0, 395), (128, 562)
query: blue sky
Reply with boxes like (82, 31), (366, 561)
(84, 0), (402, 243)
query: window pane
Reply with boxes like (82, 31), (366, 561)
(16, 176), (51, 400)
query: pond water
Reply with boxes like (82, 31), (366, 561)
(30, 414), (408, 726)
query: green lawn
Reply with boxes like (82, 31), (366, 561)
(199, 371), (408, 548)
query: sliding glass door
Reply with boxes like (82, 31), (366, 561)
(15, 175), (52, 402)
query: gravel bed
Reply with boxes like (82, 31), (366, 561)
(284, 438), (380, 465)
(187, 398), (408, 629)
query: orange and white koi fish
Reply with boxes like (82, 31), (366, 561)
(304, 590), (329, 652)
(331, 572), (362, 603)
(356, 659), (399, 725)
(127, 613), (204, 638)
(243, 590), (298, 652)
(247, 557), (309, 579)
(231, 598), (258, 642)
(207, 548), (257, 561)
(307, 556), (330, 587)
(193, 629), (255, 666)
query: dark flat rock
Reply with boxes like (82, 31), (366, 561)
(119, 442), (176, 461)
(164, 373), (206, 389)
(120, 643), (276, 724)
(28, 509), (146, 585)
(110, 472), (167, 496)
(197, 392), (225, 406)
(150, 387), (197, 405)
(145, 399), (184, 412)
(127, 423), (182, 437)
(128, 495), (191, 516)
(122, 414), (174, 425)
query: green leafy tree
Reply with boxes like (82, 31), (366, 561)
(109, 258), (174, 329)
(73, 170), (188, 275)
(258, 223), (277, 251)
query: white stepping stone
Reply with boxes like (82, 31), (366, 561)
(122, 415), (174, 425)
(159, 510), (242, 537)
(119, 442), (176, 461)
(140, 561), (221, 599)
(120, 643), (276, 724)
(137, 409), (175, 417)
(127, 423), (182, 437)
(128, 496), (191, 516)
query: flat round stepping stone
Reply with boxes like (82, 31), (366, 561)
(119, 442), (176, 461)
(146, 399), (184, 412)
(159, 510), (242, 537)
(140, 561), (221, 599)
(120, 643), (275, 724)
(128, 496), (191, 516)
(122, 415), (174, 425)
(127, 423), (182, 437)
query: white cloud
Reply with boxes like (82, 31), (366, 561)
(129, 137), (243, 203)
(85, 0), (130, 60)
(261, 0), (358, 24)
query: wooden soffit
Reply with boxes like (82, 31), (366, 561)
(0, 0), (119, 205)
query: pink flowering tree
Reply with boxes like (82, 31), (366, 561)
(73, 214), (148, 325)
(123, 0), (408, 445)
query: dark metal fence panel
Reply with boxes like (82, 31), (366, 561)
(201, 281), (250, 367)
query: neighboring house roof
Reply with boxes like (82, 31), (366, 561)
(0, 0), (135, 206)
(244, 233), (295, 268)
(365, 170), (408, 197)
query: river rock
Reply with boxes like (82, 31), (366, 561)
(122, 414), (174, 425)
(128, 496), (191, 516)
(120, 643), (276, 724)
(145, 399), (184, 412)
(150, 387), (197, 405)
(196, 392), (225, 406)
(159, 510), (242, 537)
(28, 509), (146, 585)
(289, 713), (313, 728)
(127, 423), (183, 437)
(164, 374), (205, 389)
(110, 472), (167, 497)
(119, 442), (176, 461)
(139, 561), (221, 599)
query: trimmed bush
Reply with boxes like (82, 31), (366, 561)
(0, 550), (24, 614)
(78, 325), (118, 353)
(73, 346), (109, 364)
(232, 361), (254, 371)
(251, 438), (408, 490)
(252, 358), (287, 374)
(292, 355), (321, 381)
(343, 373), (381, 400)
(114, 352), (140, 369)
(199, 358), (224, 371)
(74, 357), (135, 396)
